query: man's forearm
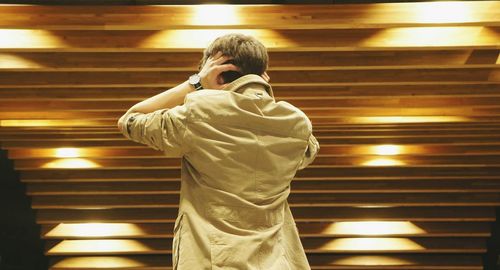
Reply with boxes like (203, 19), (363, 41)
(118, 80), (194, 132)
(128, 80), (194, 114)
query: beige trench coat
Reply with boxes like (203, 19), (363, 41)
(119, 74), (320, 270)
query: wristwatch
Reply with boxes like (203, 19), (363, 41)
(188, 73), (203, 91)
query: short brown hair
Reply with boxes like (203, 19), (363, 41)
(198, 33), (268, 76)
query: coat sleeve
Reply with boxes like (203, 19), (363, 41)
(297, 133), (320, 170)
(118, 103), (190, 158)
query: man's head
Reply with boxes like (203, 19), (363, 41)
(198, 33), (268, 83)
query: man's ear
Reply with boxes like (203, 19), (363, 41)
(217, 74), (225, 85)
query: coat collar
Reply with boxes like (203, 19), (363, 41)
(221, 74), (274, 98)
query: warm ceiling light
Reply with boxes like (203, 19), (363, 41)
(322, 221), (426, 236)
(361, 26), (491, 47)
(41, 158), (100, 168)
(350, 116), (469, 124)
(191, 5), (239, 26)
(0, 120), (103, 127)
(0, 29), (64, 49)
(413, 1), (473, 23)
(51, 256), (148, 268)
(335, 255), (415, 266)
(319, 237), (425, 251)
(362, 158), (405, 166)
(54, 148), (81, 158)
(371, 144), (402, 156)
(351, 145), (425, 156)
(46, 223), (145, 238)
(138, 29), (296, 49)
(48, 239), (151, 253)
(355, 205), (394, 208)
(0, 53), (42, 69)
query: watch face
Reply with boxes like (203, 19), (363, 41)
(189, 74), (200, 85)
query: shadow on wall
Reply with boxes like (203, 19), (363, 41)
(0, 149), (48, 270)
(483, 207), (500, 270)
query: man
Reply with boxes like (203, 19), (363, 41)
(118, 33), (319, 270)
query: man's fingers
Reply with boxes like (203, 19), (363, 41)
(216, 63), (240, 73)
(261, 72), (270, 82)
(210, 51), (223, 62)
(208, 52), (230, 67)
(214, 55), (234, 65)
(206, 51), (223, 64)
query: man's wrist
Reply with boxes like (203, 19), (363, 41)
(186, 80), (196, 93)
(188, 73), (204, 91)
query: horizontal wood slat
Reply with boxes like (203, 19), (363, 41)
(28, 193), (500, 208)
(43, 237), (487, 255)
(0, 28), (498, 52)
(0, 84), (499, 99)
(48, 254), (484, 270)
(1, 1), (499, 30)
(1, 2), (499, 269)
(3, 108), (500, 118)
(2, 128), (500, 139)
(0, 50), (498, 70)
(7, 143), (500, 159)
(36, 206), (497, 224)
(3, 135), (500, 148)
(0, 68), (498, 87)
(15, 166), (500, 181)
(3, 95), (500, 109)
(12, 155), (500, 169)
(25, 179), (500, 195)
(40, 221), (491, 239)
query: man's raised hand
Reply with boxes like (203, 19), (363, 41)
(198, 51), (240, 90)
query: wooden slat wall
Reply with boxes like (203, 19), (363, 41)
(0, 1), (499, 269)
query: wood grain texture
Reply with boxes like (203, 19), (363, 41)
(0, 2), (498, 269)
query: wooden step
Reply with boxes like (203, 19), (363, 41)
(306, 253), (484, 269)
(3, 127), (500, 139)
(3, 124), (500, 131)
(24, 178), (500, 195)
(1, 50), (499, 71)
(6, 106), (500, 118)
(19, 175), (500, 184)
(1, 68), (499, 87)
(27, 181), (181, 195)
(0, 27), (497, 53)
(0, 83), (498, 99)
(0, 124), (488, 132)
(2, 95), (500, 111)
(7, 144), (500, 159)
(17, 166), (500, 182)
(13, 155), (500, 169)
(4, 135), (500, 148)
(2, 117), (500, 129)
(2, 63), (498, 73)
(28, 193), (500, 209)
(2, 121), (499, 130)
(1, 1), (498, 30)
(4, 130), (500, 142)
(40, 221), (491, 239)
(44, 237), (487, 256)
(48, 254), (485, 269)
(35, 206), (497, 224)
